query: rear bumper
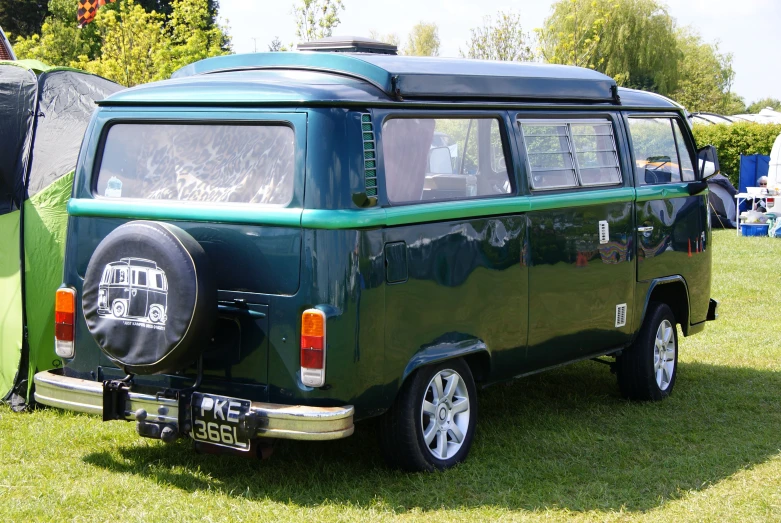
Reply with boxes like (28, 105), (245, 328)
(33, 370), (354, 441)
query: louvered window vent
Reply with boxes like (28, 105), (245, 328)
(615, 303), (627, 328)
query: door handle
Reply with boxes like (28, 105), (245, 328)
(637, 226), (654, 233)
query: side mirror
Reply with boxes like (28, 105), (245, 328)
(428, 146), (454, 174)
(697, 145), (720, 180)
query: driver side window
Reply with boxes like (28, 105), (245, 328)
(628, 117), (691, 185)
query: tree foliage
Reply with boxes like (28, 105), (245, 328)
(14, 0), (230, 87)
(0, 0), (49, 39)
(537, 0), (617, 69)
(116, 1), (219, 22)
(403, 22), (440, 56)
(73, 1), (167, 87)
(721, 93), (747, 116)
(368, 30), (400, 48)
(268, 36), (289, 52)
(747, 98), (781, 114)
(461, 11), (535, 62)
(670, 28), (738, 114)
(539, 0), (679, 94)
(293, 0), (344, 42)
(692, 122), (781, 186)
(165, 0), (228, 71)
(12, 0), (103, 64)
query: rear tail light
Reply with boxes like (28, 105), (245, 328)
(54, 288), (76, 358)
(300, 308), (326, 387)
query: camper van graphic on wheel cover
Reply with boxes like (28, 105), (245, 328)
(97, 258), (168, 325)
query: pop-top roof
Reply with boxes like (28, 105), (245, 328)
(171, 49), (620, 103)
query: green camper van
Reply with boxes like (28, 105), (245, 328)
(33, 38), (718, 471)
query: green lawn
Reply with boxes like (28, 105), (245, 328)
(2, 229), (780, 522)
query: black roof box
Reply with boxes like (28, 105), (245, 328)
(296, 36), (398, 55)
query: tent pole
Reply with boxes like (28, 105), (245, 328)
(8, 74), (43, 409)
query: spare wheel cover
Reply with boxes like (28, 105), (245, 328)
(82, 221), (217, 374)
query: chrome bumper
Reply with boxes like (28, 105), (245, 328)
(34, 370), (354, 441)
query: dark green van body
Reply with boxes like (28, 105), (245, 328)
(53, 53), (713, 422)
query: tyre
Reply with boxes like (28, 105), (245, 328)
(112, 300), (127, 318)
(82, 221), (217, 375)
(379, 358), (477, 472)
(616, 302), (678, 401)
(148, 305), (164, 323)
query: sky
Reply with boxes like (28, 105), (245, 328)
(219, 0), (781, 108)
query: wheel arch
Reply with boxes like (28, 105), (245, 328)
(640, 276), (693, 336)
(400, 339), (490, 386)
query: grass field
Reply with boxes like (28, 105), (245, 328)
(1, 229), (780, 522)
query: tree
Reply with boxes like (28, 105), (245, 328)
(138, 0), (228, 51)
(670, 28), (738, 114)
(0, 0), (49, 39)
(537, 0), (617, 69)
(12, 0), (103, 65)
(368, 30), (400, 48)
(74, 0), (168, 87)
(539, 0), (679, 95)
(722, 93), (747, 116)
(293, 0), (344, 42)
(268, 36), (289, 51)
(461, 11), (535, 62)
(14, 0), (229, 86)
(747, 98), (781, 114)
(135, 0), (220, 23)
(161, 0), (230, 76)
(403, 22), (439, 56)
(11, 18), (92, 66)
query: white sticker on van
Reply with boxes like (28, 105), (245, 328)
(96, 257), (168, 330)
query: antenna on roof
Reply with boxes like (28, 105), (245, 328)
(296, 36), (398, 55)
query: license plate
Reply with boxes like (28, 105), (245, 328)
(190, 392), (251, 451)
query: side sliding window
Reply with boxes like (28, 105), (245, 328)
(519, 118), (622, 191)
(382, 117), (512, 204)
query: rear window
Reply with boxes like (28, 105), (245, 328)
(95, 124), (295, 205)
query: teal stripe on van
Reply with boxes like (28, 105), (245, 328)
(527, 187), (635, 212)
(635, 183), (695, 202)
(67, 198), (304, 227)
(70, 186), (648, 230)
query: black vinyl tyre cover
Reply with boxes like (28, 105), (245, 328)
(83, 221), (217, 374)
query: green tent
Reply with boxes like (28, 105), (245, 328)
(0, 60), (121, 407)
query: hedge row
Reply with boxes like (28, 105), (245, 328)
(692, 122), (781, 187)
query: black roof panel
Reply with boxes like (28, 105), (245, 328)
(172, 51), (619, 103)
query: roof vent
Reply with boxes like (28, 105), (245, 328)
(296, 36), (397, 55)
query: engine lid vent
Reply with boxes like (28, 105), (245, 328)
(297, 36), (398, 55)
(361, 113), (378, 199)
(615, 303), (627, 328)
